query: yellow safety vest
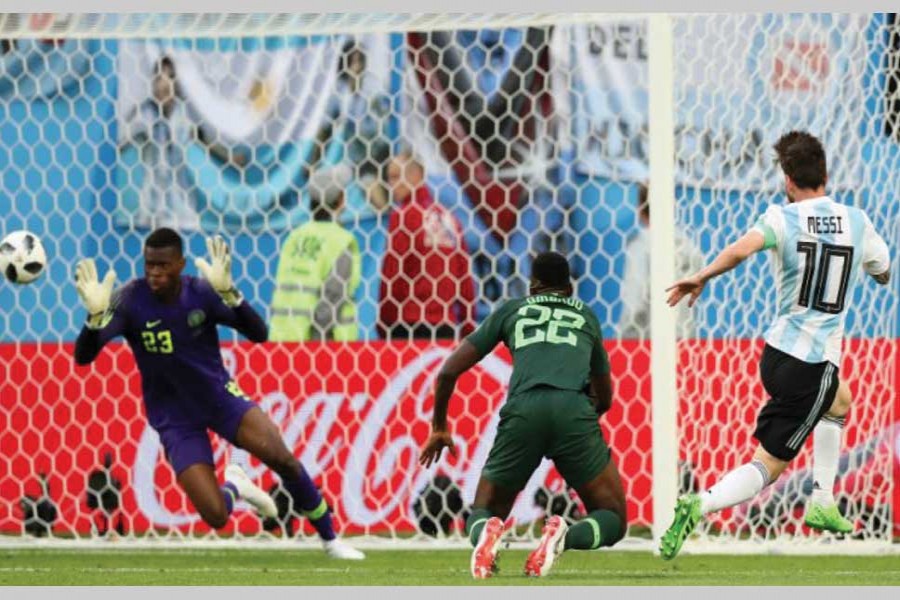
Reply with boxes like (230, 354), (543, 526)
(270, 221), (361, 342)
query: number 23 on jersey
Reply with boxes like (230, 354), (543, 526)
(141, 330), (174, 353)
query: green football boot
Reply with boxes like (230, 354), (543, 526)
(804, 502), (853, 534)
(659, 494), (702, 560)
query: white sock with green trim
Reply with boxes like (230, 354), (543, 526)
(699, 460), (770, 515)
(811, 416), (844, 506)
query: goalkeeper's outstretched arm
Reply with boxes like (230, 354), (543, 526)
(211, 298), (269, 343)
(74, 320), (125, 365)
(73, 259), (123, 365)
(196, 236), (268, 343)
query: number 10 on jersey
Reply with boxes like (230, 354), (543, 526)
(796, 241), (854, 314)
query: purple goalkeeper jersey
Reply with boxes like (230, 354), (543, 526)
(74, 276), (268, 430)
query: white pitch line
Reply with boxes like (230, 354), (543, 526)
(3, 566), (898, 578)
(0, 566), (347, 574)
(550, 569), (900, 577)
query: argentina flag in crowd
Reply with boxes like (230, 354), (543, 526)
(114, 34), (392, 233)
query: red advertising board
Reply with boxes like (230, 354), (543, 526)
(0, 340), (895, 538)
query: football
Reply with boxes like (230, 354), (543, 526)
(0, 230), (47, 284)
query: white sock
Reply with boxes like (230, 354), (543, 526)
(811, 416), (844, 506)
(699, 461), (770, 515)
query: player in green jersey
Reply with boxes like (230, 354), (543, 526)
(419, 252), (627, 579)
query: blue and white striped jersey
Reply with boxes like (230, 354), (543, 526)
(752, 196), (890, 366)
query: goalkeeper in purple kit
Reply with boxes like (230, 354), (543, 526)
(73, 227), (364, 559)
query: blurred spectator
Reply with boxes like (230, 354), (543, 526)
(119, 56), (246, 230)
(118, 56), (199, 229)
(378, 150), (476, 340)
(619, 183), (705, 339)
(270, 165), (362, 342)
(312, 39), (392, 211)
(335, 42), (391, 180)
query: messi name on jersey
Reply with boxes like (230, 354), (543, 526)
(807, 216), (844, 235)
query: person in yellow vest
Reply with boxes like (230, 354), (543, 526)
(270, 165), (361, 341)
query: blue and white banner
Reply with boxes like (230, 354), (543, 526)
(115, 35), (392, 233)
(116, 37), (347, 149)
(553, 14), (870, 190)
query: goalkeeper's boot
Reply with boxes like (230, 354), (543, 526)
(470, 516), (515, 579)
(323, 539), (366, 560)
(224, 464), (278, 519)
(804, 501), (853, 534)
(524, 515), (568, 577)
(659, 494), (702, 561)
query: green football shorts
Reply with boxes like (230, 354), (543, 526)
(481, 387), (611, 491)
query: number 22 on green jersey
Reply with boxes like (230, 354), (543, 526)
(513, 305), (586, 349)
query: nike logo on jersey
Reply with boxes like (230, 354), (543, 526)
(145, 320), (162, 329)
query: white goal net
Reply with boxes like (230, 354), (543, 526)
(0, 12), (897, 552)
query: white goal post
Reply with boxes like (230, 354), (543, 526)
(0, 12), (896, 554)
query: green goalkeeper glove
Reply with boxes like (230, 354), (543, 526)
(75, 259), (116, 329)
(194, 235), (243, 307)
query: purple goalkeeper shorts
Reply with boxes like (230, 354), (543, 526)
(157, 392), (257, 476)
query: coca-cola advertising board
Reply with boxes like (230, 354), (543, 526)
(0, 340), (896, 537)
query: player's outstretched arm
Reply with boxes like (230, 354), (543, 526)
(196, 236), (268, 343)
(73, 259), (122, 365)
(419, 340), (482, 468)
(667, 230), (765, 307)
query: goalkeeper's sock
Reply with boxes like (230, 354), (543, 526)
(564, 510), (625, 550)
(811, 416), (844, 506)
(466, 508), (494, 547)
(220, 481), (239, 515)
(281, 466), (336, 541)
(699, 460), (770, 515)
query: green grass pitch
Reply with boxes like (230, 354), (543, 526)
(1, 549), (899, 585)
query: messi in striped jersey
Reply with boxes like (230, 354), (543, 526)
(659, 131), (890, 560)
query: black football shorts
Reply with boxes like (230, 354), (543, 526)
(754, 344), (840, 461)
